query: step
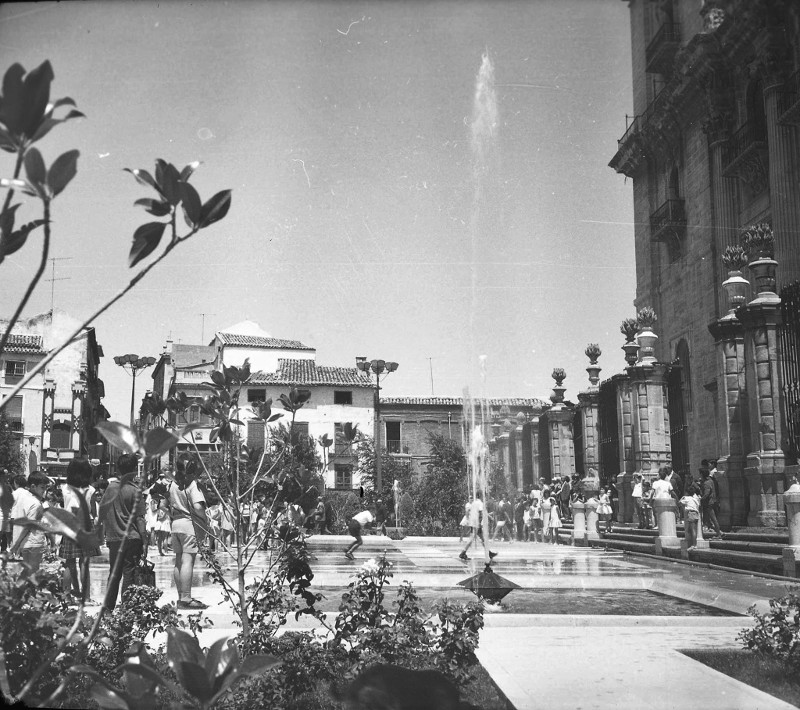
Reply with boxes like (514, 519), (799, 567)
(687, 547), (784, 575)
(601, 532), (658, 544)
(709, 539), (785, 555)
(592, 539), (656, 555)
(723, 530), (789, 545)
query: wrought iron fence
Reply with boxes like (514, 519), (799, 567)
(667, 364), (690, 477)
(598, 378), (619, 485)
(779, 280), (800, 463)
(572, 408), (584, 477)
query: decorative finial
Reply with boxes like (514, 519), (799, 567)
(620, 318), (639, 344)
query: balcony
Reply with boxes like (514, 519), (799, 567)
(778, 70), (800, 125)
(721, 121), (767, 178)
(646, 22), (682, 75)
(650, 199), (686, 260)
(386, 439), (411, 455)
(609, 115), (645, 177)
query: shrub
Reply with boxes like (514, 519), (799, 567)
(738, 589), (800, 669)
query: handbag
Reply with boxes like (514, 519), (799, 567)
(131, 558), (156, 588)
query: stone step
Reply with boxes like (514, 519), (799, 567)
(601, 531), (658, 543)
(709, 539), (785, 555)
(687, 547), (784, 575)
(593, 538), (656, 554)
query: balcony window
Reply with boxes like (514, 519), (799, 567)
(334, 390), (352, 405)
(247, 388), (266, 403)
(334, 464), (353, 489)
(649, 198), (686, 262)
(2, 395), (23, 435)
(4, 360), (25, 379)
(645, 22), (681, 75)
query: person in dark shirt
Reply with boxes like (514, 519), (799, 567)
(98, 454), (147, 610)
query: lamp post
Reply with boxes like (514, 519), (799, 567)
(356, 358), (399, 494)
(113, 354), (157, 427)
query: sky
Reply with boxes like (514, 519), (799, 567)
(0, 0), (635, 422)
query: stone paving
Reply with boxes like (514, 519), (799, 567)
(83, 535), (797, 709)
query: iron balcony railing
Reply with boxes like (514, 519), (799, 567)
(386, 439), (411, 455)
(650, 199), (686, 239)
(646, 22), (682, 75)
(617, 114), (641, 149)
(722, 121), (767, 174)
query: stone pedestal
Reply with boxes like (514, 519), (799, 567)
(585, 498), (600, 542)
(543, 405), (576, 485)
(738, 299), (788, 527)
(570, 500), (586, 546)
(782, 489), (800, 577)
(653, 498), (680, 555)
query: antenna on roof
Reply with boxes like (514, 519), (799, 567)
(198, 313), (216, 343)
(45, 257), (72, 312)
(428, 357), (434, 396)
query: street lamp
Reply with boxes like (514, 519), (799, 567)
(113, 354), (157, 427)
(356, 358), (399, 494)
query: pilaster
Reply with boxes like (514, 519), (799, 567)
(627, 361), (672, 482)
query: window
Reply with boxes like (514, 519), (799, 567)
(385, 421), (401, 454)
(4, 361), (25, 379)
(334, 464), (353, 489)
(248, 388), (266, 403)
(3, 395), (23, 433)
(50, 420), (71, 449)
(334, 390), (352, 405)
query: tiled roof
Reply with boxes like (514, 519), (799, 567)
(380, 396), (547, 408)
(250, 359), (373, 387)
(172, 345), (216, 369)
(217, 333), (314, 350)
(4, 334), (45, 354)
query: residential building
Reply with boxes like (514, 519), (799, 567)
(0, 310), (107, 478)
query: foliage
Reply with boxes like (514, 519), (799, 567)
(355, 434), (413, 503)
(738, 589), (800, 669)
(0, 560), (80, 702)
(0, 410), (25, 478)
(87, 585), (183, 681)
(324, 490), (362, 534)
(72, 629), (279, 710)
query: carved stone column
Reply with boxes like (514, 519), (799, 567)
(529, 415), (541, 488)
(738, 256), (788, 526)
(41, 378), (56, 451)
(615, 373), (635, 524)
(577, 344), (602, 498)
(757, 27), (800, 283)
(71, 382), (86, 452)
(703, 110), (739, 257)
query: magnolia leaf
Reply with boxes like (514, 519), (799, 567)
(96, 421), (142, 455)
(133, 197), (171, 217)
(154, 159), (181, 206)
(209, 654), (280, 706)
(166, 628), (204, 673)
(143, 428), (180, 459)
(198, 189), (232, 228)
(0, 126), (18, 152)
(178, 661), (213, 702)
(120, 662), (180, 699)
(46, 149), (79, 196)
(0, 218), (45, 264)
(128, 221), (167, 268)
(179, 161), (201, 181)
(210, 370), (226, 388)
(23, 146), (46, 187)
(268, 413), (282, 423)
(204, 637), (237, 683)
(123, 167), (162, 195)
(29, 108), (85, 144)
(89, 684), (130, 710)
(19, 60), (54, 140)
(177, 180), (201, 227)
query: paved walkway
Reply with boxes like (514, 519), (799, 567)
(84, 535), (797, 709)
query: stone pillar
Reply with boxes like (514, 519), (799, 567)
(738, 270), (788, 527)
(514, 422), (525, 493)
(653, 498), (680, 555)
(615, 372), (635, 524)
(544, 369), (575, 485)
(41, 379), (56, 450)
(585, 498), (601, 543)
(757, 28), (800, 284)
(708, 317), (750, 528)
(703, 109), (738, 257)
(627, 361), (672, 484)
(570, 500), (586, 546)
(498, 429), (512, 493)
(71, 382), (86, 452)
(529, 415), (541, 488)
(783, 481), (800, 577)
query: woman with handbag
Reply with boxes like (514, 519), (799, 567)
(60, 458), (101, 603)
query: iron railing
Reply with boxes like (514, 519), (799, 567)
(779, 280), (800, 462)
(573, 408), (585, 477)
(650, 199), (686, 239)
(598, 378), (620, 485)
(667, 365), (690, 478)
(722, 121), (767, 174)
(646, 22), (681, 75)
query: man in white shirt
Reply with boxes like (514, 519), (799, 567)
(632, 474), (644, 528)
(10, 472), (50, 575)
(345, 507), (375, 559)
(459, 491), (497, 561)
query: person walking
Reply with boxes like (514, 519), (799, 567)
(680, 483), (702, 550)
(313, 496), (327, 534)
(344, 506), (375, 559)
(558, 477), (572, 522)
(640, 480), (655, 530)
(652, 466), (674, 500)
(60, 458), (101, 603)
(9, 472), (49, 575)
(459, 492), (497, 561)
(491, 499), (512, 542)
(530, 494), (543, 543)
(0, 469), (14, 553)
(168, 457), (209, 609)
(98, 454), (148, 611)
(541, 488), (552, 542)
(700, 467), (722, 538)
(632, 474), (644, 528)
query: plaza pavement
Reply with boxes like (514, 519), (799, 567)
(84, 535), (798, 710)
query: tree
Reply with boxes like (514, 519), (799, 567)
(0, 411), (24, 477)
(355, 433), (413, 504)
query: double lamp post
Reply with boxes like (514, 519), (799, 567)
(356, 358), (398, 494)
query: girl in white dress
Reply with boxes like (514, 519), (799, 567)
(596, 487), (613, 533)
(548, 495), (561, 545)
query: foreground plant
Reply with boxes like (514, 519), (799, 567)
(739, 589), (800, 670)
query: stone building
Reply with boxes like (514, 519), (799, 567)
(0, 310), (108, 478)
(608, 0), (800, 526)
